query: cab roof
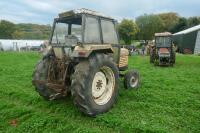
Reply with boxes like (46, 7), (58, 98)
(155, 32), (172, 37)
(58, 8), (114, 20)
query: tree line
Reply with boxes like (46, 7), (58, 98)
(0, 12), (200, 44)
(118, 13), (200, 44)
(0, 20), (51, 40)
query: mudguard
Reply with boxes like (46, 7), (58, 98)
(71, 44), (114, 58)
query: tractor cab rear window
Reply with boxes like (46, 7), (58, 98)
(51, 17), (82, 45)
(84, 16), (101, 43)
(156, 36), (171, 47)
(101, 20), (118, 44)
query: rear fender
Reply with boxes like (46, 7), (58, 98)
(71, 44), (114, 58)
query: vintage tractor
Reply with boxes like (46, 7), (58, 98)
(150, 32), (176, 66)
(32, 9), (140, 116)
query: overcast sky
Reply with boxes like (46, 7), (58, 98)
(0, 0), (200, 25)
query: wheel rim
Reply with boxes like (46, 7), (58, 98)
(92, 66), (115, 105)
(129, 75), (138, 88)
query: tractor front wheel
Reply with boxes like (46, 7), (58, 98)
(124, 70), (140, 89)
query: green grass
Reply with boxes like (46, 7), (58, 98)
(0, 52), (200, 133)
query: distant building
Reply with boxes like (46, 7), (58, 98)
(173, 25), (200, 54)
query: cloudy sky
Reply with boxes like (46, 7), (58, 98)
(0, 0), (200, 24)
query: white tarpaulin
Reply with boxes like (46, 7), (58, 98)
(0, 39), (45, 51)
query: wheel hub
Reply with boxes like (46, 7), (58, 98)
(92, 72), (107, 99)
(129, 76), (138, 88)
(92, 66), (115, 105)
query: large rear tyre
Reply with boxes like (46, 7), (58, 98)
(71, 54), (119, 116)
(171, 51), (176, 64)
(150, 48), (155, 63)
(32, 59), (59, 100)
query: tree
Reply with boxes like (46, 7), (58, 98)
(0, 20), (16, 39)
(12, 30), (25, 39)
(159, 12), (179, 32)
(187, 17), (200, 28)
(14, 23), (51, 39)
(118, 19), (139, 44)
(171, 17), (188, 33)
(136, 14), (164, 41)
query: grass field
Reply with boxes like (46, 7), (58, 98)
(0, 52), (200, 133)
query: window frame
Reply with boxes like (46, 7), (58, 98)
(100, 18), (119, 44)
(49, 16), (83, 45)
(155, 36), (172, 48)
(51, 22), (69, 44)
(49, 14), (120, 45)
(82, 14), (102, 44)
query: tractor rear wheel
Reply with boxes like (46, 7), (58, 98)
(171, 51), (176, 64)
(32, 59), (60, 100)
(124, 70), (140, 89)
(150, 48), (155, 63)
(71, 54), (119, 116)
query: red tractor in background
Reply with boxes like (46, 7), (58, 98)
(150, 32), (176, 66)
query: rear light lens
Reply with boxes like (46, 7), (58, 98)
(78, 52), (86, 56)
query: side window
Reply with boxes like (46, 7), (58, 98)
(101, 20), (118, 44)
(84, 16), (101, 43)
(71, 24), (82, 41)
(52, 23), (68, 44)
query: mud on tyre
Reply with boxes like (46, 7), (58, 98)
(32, 59), (59, 100)
(71, 54), (119, 116)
